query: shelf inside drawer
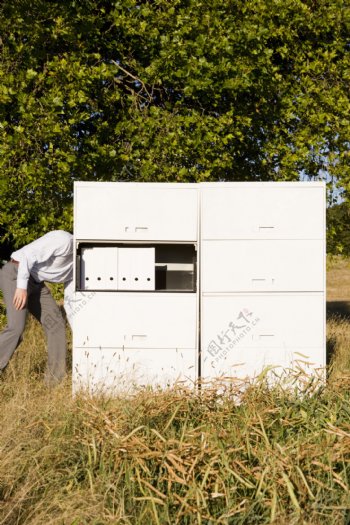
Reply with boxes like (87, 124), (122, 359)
(76, 243), (197, 292)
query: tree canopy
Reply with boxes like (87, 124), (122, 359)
(0, 0), (349, 246)
(327, 201), (350, 255)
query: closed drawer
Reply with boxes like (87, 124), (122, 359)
(75, 183), (198, 241)
(201, 240), (324, 292)
(73, 293), (197, 349)
(201, 293), (325, 357)
(73, 347), (197, 393)
(201, 346), (325, 380)
(201, 185), (325, 240)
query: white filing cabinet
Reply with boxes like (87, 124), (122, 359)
(73, 182), (199, 393)
(72, 181), (326, 393)
(200, 182), (326, 382)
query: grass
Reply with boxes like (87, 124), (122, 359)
(0, 258), (350, 524)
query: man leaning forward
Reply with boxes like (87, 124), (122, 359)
(0, 230), (73, 384)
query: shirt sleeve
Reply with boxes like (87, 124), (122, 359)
(10, 248), (36, 289)
(11, 231), (72, 290)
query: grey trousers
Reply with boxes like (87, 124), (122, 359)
(0, 261), (66, 383)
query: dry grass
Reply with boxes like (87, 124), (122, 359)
(327, 256), (350, 302)
(0, 258), (350, 524)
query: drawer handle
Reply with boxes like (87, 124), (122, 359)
(131, 334), (147, 340)
(125, 226), (149, 232)
(259, 334), (275, 338)
(252, 278), (266, 281)
(259, 226), (275, 229)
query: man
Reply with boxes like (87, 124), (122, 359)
(0, 230), (73, 384)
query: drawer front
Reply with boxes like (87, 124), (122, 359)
(201, 293), (325, 358)
(201, 346), (325, 380)
(75, 185), (198, 241)
(73, 347), (197, 393)
(73, 293), (197, 349)
(201, 186), (325, 240)
(201, 240), (324, 292)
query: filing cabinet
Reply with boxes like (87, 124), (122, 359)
(200, 182), (326, 383)
(73, 182), (199, 393)
(72, 181), (326, 393)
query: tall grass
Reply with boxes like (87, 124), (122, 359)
(0, 262), (350, 524)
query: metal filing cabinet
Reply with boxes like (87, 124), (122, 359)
(73, 182), (199, 394)
(72, 181), (326, 393)
(200, 182), (326, 382)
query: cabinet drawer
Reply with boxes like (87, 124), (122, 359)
(201, 293), (325, 357)
(201, 240), (324, 292)
(73, 346), (197, 393)
(201, 346), (325, 380)
(201, 185), (325, 240)
(75, 183), (198, 241)
(73, 293), (197, 349)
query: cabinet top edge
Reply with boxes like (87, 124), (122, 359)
(74, 182), (198, 188)
(74, 181), (326, 188)
(200, 182), (326, 188)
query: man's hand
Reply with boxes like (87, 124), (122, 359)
(13, 288), (27, 311)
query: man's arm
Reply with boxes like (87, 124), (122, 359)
(11, 238), (41, 310)
(10, 246), (36, 310)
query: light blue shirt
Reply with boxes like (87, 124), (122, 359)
(11, 230), (73, 290)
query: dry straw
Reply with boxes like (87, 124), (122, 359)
(0, 261), (350, 524)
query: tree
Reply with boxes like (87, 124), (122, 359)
(0, 0), (349, 247)
(327, 201), (350, 255)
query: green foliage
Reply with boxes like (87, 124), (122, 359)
(0, 0), (349, 245)
(327, 201), (350, 256)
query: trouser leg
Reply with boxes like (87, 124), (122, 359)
(0, 262), (27, 370)
(27, 282), (67, 383)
